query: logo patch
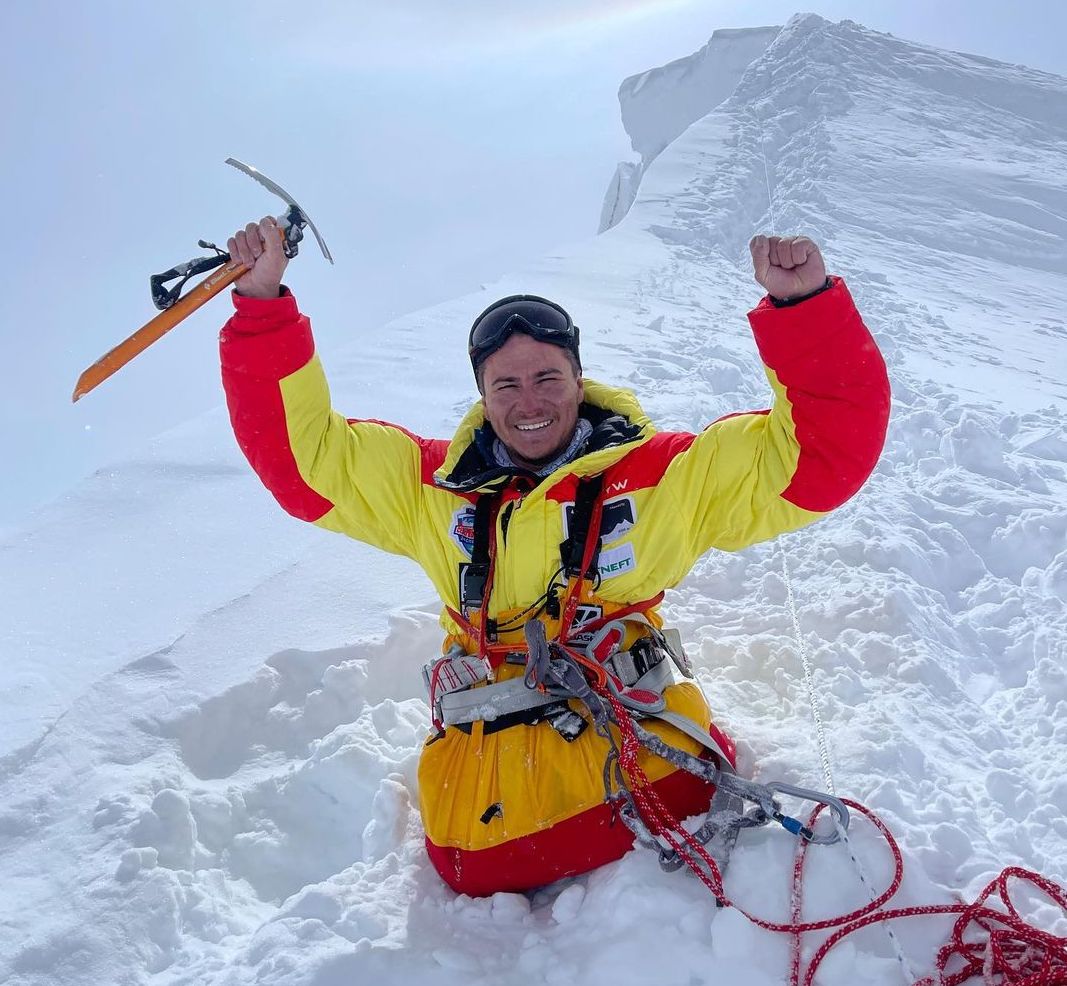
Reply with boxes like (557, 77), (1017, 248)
(597, 543), (637, 580)
(562, 494), (637, 545)
(600, 495), (637, 543)
(450, 504), (477, 557)
(569, 604), (605, 645)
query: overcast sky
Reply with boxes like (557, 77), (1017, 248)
(2, 1), (1064, 532)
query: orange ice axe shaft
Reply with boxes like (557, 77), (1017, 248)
(72, 257), (247, 402)
(71, 157), (332, 403)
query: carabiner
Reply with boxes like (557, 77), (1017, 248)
(765, 781), (851, 845)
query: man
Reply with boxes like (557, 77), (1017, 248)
(220, 217), (890, 896)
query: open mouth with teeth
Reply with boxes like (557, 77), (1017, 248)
(515, 420), (553, 432)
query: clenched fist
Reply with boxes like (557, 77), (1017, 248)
(228, 216), (290, 300)
(749, 235), (827, 301)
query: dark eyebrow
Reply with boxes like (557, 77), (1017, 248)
(489, 368), (564, 388)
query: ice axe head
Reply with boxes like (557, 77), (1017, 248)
(225, 158), (333, 265)
(148, 160), (334, 312)
(72, 159), (333, 402)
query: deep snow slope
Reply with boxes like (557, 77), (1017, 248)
(2, 13), (1066, 986)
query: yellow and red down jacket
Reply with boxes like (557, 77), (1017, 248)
(220, 277), (890, 895)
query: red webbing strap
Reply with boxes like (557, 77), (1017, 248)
(445, 605), (477, 640)
(477, 503), (500, 664)
(446, 594), (667, 661)
(559, 494), (604, 644)
(571, 593), (666, 638)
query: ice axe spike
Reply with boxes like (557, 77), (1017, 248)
(71, 160), (332, 403)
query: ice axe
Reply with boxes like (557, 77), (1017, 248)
(71, 158), (333, 402)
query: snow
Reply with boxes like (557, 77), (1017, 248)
(600, 24), (781, 232)
(3, 12), (1066, 986)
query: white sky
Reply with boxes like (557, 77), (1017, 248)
(2, 0), (1064, 531)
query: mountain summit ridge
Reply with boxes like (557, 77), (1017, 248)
(1, 15), (1065, 985)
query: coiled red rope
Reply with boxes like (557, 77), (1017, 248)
(607, 691), (1067, 985)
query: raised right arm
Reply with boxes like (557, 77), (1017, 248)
(219, 219), (441, 558)
(222, 292), (439, 557)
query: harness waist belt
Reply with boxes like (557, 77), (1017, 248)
(439, 656), (675, 726)
(438, 659), (734, 769)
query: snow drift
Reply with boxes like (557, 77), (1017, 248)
(2, 13), (1066, 986)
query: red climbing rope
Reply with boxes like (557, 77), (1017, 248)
(606, 688), (1067, 985)
(794, 808), (1067, 986)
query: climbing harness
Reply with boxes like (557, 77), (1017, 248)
(519, 618), (849, 896)
(421, 419), (1067, 982)
(423, 468), (848, 892)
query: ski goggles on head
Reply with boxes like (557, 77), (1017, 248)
(468, 295), (581, 374)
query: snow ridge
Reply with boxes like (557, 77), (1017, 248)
(2, 14), (1066, 986)
(600, 25), (780, 232)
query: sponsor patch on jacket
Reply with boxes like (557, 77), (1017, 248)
(450, 505), (477, 557)
(598, 543), (636, 580)
(573, 604), (603, 629)
(562, 494), (636, 544)
(570, 604), (605, 645)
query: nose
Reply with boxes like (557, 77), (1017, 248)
(513, 383), (544, 415)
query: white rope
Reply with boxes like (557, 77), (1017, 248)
(753, 107), (779, 234)
(751, 108), (918, 983)
(781, 540), (918, 982)
(751, 106), (838, 796)
(779, 545), (836, 796)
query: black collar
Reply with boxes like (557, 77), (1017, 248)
(435, 402), (643, 493)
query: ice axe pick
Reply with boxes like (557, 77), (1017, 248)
(71, 158), (333, 402)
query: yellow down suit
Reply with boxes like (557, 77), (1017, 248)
(220, 277), (890, 895)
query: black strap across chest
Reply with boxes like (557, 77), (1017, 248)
(459, 492), (498, 611)
(560, 474), (605, 579)
(461, 474), (604, 613)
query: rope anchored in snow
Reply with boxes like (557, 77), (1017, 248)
(521, 619), (849, 900)
(758, 544), (1067, 985)
(790, 804), (1067, 986)
(522, 618), (1067, 986)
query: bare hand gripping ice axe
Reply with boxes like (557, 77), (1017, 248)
(71, 159), (333, 402)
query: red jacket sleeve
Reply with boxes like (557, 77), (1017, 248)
(747, 275), (891, 512)
(219, 289), (335, 522)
